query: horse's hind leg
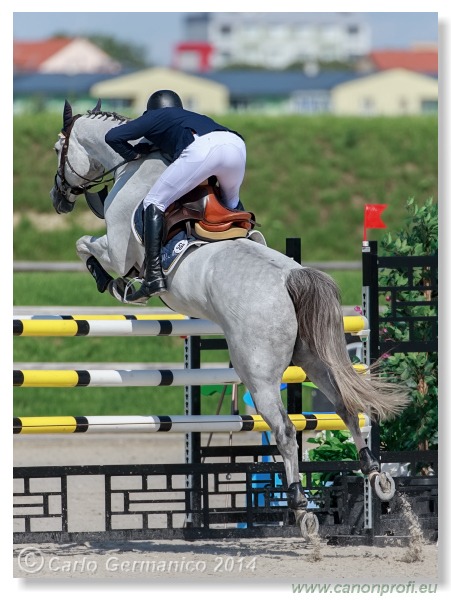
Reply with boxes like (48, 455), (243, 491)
(225, 321), (319, 538)
(247, 384), (320, 536)
(293, 340), (373, 453)
(293, 340), (396, 500)
(250, 386), (303, 491)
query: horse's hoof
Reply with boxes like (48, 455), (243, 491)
(296, 511), (320, 542)
(369, 471), (396, 501)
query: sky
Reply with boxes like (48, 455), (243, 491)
(12, 11), (439, 68)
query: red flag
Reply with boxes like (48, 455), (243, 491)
(363, 204), (387, 241)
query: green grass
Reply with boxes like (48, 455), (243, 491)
(14, 382), (315, 418)
(14, 113), (437, 260)
(13, 271), (362, 308)
(14, 272), (159, 308)
(14, 387), (233, 417)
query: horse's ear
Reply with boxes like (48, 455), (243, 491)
(63, 99), (73, 132)
(92, 98), (102, 113)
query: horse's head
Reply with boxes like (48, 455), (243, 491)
(50, 99), (105, 214)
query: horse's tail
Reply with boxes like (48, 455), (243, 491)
(286, 267), (410, 421)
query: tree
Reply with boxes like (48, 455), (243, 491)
(87, 35), (150, 69)
(53, 32), (150, 69)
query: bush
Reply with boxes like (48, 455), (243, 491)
(379, 198), (438, 451)
(305, 430), (361, 489)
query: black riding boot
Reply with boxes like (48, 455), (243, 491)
(126, 204), (167, 304)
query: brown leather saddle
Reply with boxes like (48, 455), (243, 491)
(133, 181), (256, 246)
(163, 182), (255, 243)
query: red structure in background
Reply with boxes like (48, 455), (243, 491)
(14, 38), (72, 72)
(369, 48), (438, 74)
(173, 42), (214, 72)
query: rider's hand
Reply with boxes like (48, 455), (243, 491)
(134, 143), (154, 155)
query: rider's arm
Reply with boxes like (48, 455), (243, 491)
(105, 115), (153, 161)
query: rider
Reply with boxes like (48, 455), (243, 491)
(104, 89), (247, 304)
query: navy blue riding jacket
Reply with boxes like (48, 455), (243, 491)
(105, 107), (243, 162)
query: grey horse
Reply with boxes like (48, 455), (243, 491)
(50, 100), (410, 540)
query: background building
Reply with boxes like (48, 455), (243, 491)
(201, 70), (361, 113)
(90, 67), (230, 114)
(13, 73), (125, 114)
(358, 46), (438, 75)
(14, 37), (122, 74)
(174, 12), (371, 71)
(332, 68), (438, 116)
(12, 18), (438, 116)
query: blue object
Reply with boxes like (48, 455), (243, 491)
(238, 386), (287, 528)
(240, 387), (340, 522)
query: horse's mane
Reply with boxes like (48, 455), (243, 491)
(85, 109), (130, 124)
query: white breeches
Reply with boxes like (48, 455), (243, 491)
(142, 131), (246, 211)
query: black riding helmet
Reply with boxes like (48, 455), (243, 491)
(146, 90), (183, 111)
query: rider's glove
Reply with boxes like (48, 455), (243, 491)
(133, 143), (154, 155)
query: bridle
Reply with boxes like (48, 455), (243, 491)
(54, 113), (129, 204)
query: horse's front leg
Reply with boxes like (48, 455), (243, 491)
(77, 234), (142, 303)
(76, 234), (114, 293)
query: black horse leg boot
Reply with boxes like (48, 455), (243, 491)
(86, 256), (113, 293)
(126, 204), (167, 304)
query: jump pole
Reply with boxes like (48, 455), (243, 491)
(13, 315), (369, 337)
(13, 364), (367, 387)
(13, 413), (371, 435)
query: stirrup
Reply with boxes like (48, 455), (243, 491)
(122, 277), (145, 304)
(121, 277), (167, 305)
